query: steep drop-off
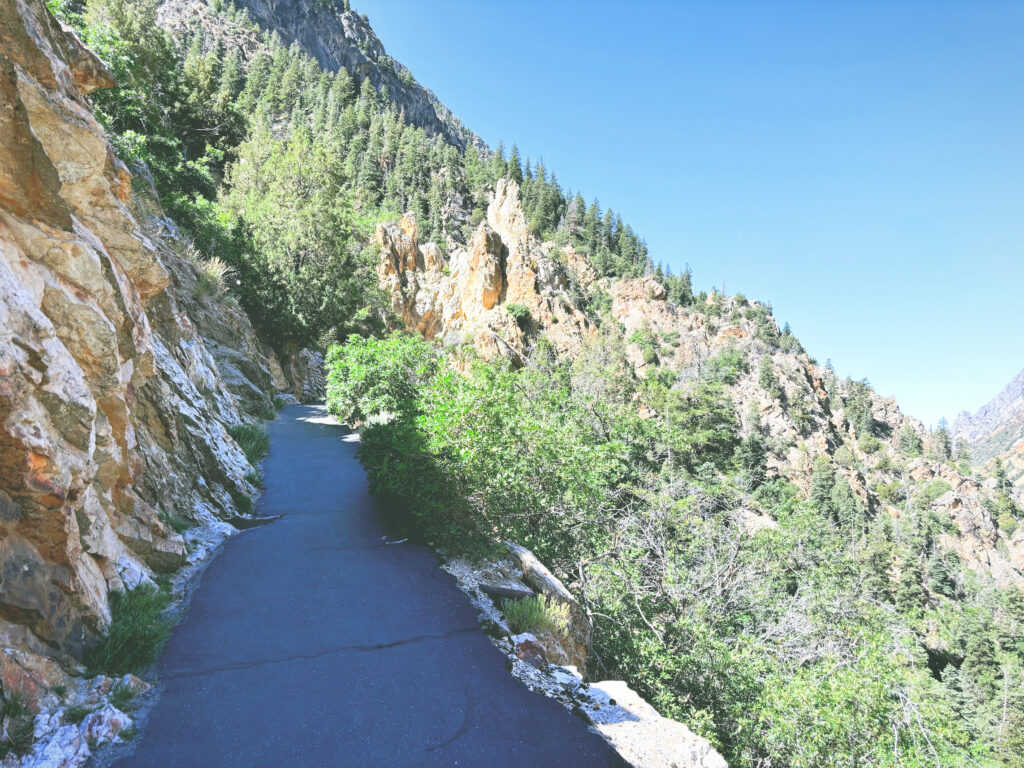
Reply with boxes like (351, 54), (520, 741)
(376, 180), (1024, 590)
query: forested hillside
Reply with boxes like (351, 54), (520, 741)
(48, 0), (1024, 765)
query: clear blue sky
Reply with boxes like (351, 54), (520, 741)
(354, 0), (1023, 426)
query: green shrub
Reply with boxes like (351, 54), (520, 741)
(195, 256), (232, 299)
(108, 683), (136, 711)
(1, 693), (28, 719)
(858, 434), (882, 454)
(230, 487), (254, 515)
(704, 345), (748, 385)
(898, 425), (922, 457)
(913, 479), (952, 509)
(64, 704), (93, 725)
(159, 511), (189, 534)
(834, 445), (856, 468)
(0, 717), (33, 757)
(505, 303), (531, 330)
(83, 585), (172, 676)
(502, 594), (570, 636)
(228, 424), (270, 464)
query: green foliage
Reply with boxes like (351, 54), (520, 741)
(64, 705), (93, 725)
(858, 433), (882, 454)
(834, 444), (856, 468)
(913, 479), (952, 509)
(505, 303), (531, 330)
(228, 424), (270, 465)
(195, 256), (233, 300)
(230, 487), (254, 515)
(108, 683), (137, 711)
(917, 481), (954, 512)
(221, 124), (382, 346)
(704, 344), (748, 385)
(843, 378), (878, 437)
(326, 326), (1021, 767)
(931, 418), (953, 461)
(758, 356), (783, 401)
(899, 425), (923, 457)
(502, 595), (570, 636)
(0, 715), (34, 757)
(83, 585), (172, 675)
(325, 333), (437, 424)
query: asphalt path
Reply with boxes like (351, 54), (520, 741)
(114, 404), (625, 767)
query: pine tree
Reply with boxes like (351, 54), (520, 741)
(898, 425), (923, 457)
(932, 418), (952, 461)
(507, 143), (524, 183)
(809, 455), (836, 515)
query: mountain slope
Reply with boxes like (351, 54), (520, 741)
(157, 0), (476, 147)
(955, 368), (1024, 487)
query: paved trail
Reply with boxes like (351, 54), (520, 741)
(115, 404), (624, 767)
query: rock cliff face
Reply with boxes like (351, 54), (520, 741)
(157, 0), (475, 148)
(954, 367), (1024, 487)
(0, 0), (274, 664)
(377, 178), (594, 363)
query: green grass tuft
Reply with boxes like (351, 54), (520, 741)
(230, 488), (253, 516)
(108, 683), (136, 711)
(83, 585), (172, 676)
(501, 594), (570, 636)
(228, 424), (270, 465)
(64, 704), (93, 725)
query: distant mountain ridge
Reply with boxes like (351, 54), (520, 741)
(158, 0), (477, 148)
(955, 368), (1024, 486)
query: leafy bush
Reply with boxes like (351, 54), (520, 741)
(502, 595), (570, 636)
(505, 303), (531, 330)
(228, 424), (270, 465)
(704, 344), (748, 385)
(83, 585), (172, 676)
(858, 433), (882, 454)
(325, 333), (437, 424)
(834, 445), (857, 468)
(913, 479), (952, 508)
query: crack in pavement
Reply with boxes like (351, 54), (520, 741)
(427, 684), (473, 752)
(162, 627), (480, 680)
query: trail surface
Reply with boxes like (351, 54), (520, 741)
(115, 404), (624, 767)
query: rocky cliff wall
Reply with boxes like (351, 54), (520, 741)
(0, 0), (277, 665)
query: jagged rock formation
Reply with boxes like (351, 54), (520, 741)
(156, 0), (476, 148)
(954, 367), (1024, 487)
(0, 0), (278, 667)
(377, 178), (593, 362)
